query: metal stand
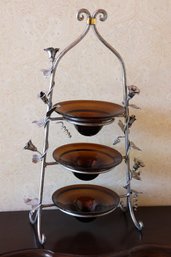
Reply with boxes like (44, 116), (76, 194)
(25, 9), (143, 245)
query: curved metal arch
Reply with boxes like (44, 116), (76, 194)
(34, 9), (142, 245)
(52, 9), (91, 78)
(92, 9), (128, 105)
(51, 8), (128, 106)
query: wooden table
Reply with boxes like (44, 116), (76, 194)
(0, 206), (171, 256)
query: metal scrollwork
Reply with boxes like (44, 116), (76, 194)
(77, 8), (91, 21)
(92, 9), (107, 22)
(26, 8), (144, 244)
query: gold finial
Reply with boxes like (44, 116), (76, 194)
(87, 17), (96, 25)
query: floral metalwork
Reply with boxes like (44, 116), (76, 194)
(25, 8), (144, 244)
(32, 118), (48, 127)
(24, 140), (39, 152)
(44, 47), (60, 61)
(129, 104), (141, 109)
(128, 85), (140, 99)
(133, 158), (145, 170)
(130, 141), (142, 151)
(41, 68), (53, 78)
(56, 121), (72, 138)
(128, 115), (136, 128)
(24, 197), (39, 209)
(39, 91), (49, 104)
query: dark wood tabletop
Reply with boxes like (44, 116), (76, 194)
(0, 206), (171, 256)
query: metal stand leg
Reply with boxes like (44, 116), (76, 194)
(127, 195), (143, 230)
(24, 8), (144, 244)
(29, 205), (40, 225)
(36, 207), (46, 245)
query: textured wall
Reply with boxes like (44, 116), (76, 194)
(0, 0), (171, 211)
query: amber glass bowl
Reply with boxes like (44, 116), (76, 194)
(53, 100), (124, 136)
(53, 143), (122, 180)
(52, 184), (120, 218)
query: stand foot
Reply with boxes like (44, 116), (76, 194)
(29, 205), (46, 245)
(128, 198), (143, 231)
(29, 209), (39, 224)
(119, 196), (143, 230)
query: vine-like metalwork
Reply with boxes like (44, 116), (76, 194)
(25, 8), (144, 244)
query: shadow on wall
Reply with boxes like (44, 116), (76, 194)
(133, 106), (171, 205)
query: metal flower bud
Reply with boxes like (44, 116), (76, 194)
(128, 115), (136, 128)
(44, 47), (60, 61)
(128, 85), (140, 99)
(24, 140), (38, 152)
(131, 170), (141, 180)
(118, 120), (125, 132)
(133, 158), (145, 171)
(39, 91), (48, 104)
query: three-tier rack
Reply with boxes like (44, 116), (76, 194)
(24, 9), (143, 245)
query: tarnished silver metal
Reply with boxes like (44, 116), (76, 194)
(30, 8), (143, 244)
(113, 135), (125, 145)
(49, 117), (63, 121)
(88, 10), (143, 229)
(66, 118), (114, 127)
(57, 205), (118, 218)
(52, 9), (91, 80)
(130, 141), (142, 151)
(128, 196), (143, 229)
(45, 161), (59, 166)
(37, 207), (46, 244)
(29, 209), (38, 225)
(32, 117), (49, 127)
(56, 121), (72, 138)
(39, 91), (49, 104)
(44, 47), (60, 62)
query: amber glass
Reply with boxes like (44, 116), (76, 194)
(53, 143), (122, 174)
(52, 184), (120, 218)
(74, 124), (103, 136)
(73, 172), (98, 181)
(54, 100), (124, 121)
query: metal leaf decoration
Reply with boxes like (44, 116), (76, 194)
(41, 68), (52, 77)
(130, 141), (142, 151)
(129, 104), (141, 110)
(131, 170), (141, 180)
(32, 118), (48, 127)
(32, 154), (42, 163)
(24, 197), (39, 209)
(118, 120), (125, 132)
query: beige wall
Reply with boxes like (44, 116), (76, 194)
(0, 0), (171, 211)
